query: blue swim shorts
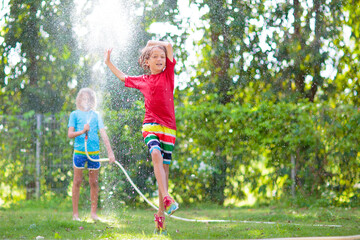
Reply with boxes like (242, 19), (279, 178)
(73, 153), (100, 170)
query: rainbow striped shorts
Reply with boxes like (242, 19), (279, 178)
(142, 123), (176, 165)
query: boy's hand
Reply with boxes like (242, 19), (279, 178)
(83, 123), (90, 133)
(104, 48), (113, 65)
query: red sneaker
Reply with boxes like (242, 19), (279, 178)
(154, 214), (167, 235)
(163, 196), (179, 216)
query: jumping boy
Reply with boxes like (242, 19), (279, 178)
(104, 40), (179, 234)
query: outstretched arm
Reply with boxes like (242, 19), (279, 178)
(146, 40), (173, 62)
(104, 49), (126, 82)
(100, 128), (115, 163)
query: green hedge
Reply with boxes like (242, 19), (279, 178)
(1, 101), (359, 207)
(174, 101), (360, 206)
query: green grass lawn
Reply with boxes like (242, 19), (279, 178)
(1, 199), (359, 239)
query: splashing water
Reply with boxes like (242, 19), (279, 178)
(72, 0), (146, 218)
(72, 0), (134, 97)
(73, 0), (132, 53)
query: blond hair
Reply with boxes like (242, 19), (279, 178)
(76, 88), (96, 111)
(138, 45), (167, 74)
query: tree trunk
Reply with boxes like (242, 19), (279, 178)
(309, 0), (322, 102)
(209, 0), (232, 105)
(293, 0), (305, 96)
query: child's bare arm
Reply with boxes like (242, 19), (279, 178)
(104, 49), (126, 82)
(100, 128), (116, 163)
(68, 124), (90, 138)
(146, 40), (173, 62)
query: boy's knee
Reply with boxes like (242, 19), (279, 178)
(89, 179), (98, 188)
(73, 179), (82, 188)
(151, 149), (163, 164)
(151, 148), (162, 158)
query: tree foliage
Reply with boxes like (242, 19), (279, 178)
(174, 101), (360, 205)
(1, 0), (360, 206)
(331, 0), (360, 105)
(1, 0), (79, 114)
(173, 0), (360, 205)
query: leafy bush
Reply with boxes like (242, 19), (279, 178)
(174, 101), (360, 206)
(1, 101), (360, 207)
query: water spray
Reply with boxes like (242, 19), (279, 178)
(84, 133), (343, 228)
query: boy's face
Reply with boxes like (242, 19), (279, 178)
(146, 47), (166, 75)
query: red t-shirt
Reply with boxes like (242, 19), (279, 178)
(125, 57), (177, 130)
